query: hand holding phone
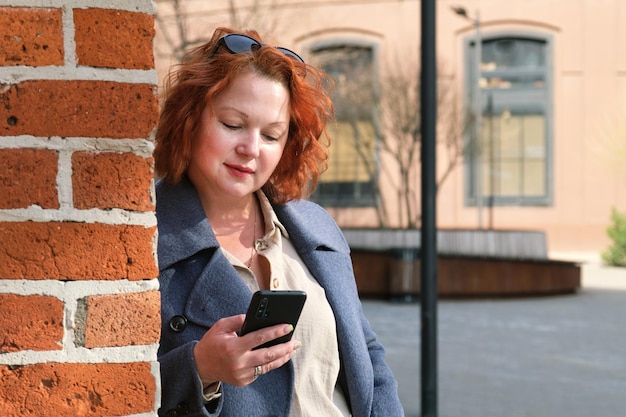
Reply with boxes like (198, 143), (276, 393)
(240, 290), (307, 349)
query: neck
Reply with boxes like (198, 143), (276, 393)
(201, 193), (257, 235)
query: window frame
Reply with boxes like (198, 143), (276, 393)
(463, 31), (554, 207)
(306, 38), (381, 208)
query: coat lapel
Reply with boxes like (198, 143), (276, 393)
(185, 250), (253, 327)
(156, 178), (253, 327)
(274, 201), (375, 416)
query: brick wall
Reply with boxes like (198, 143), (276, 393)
(0, 1), (160, 416)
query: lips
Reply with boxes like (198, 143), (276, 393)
(225, 163), (255, 177)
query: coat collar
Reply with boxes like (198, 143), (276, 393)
(156, 177), (350, 272)
(155, 177), (219, 271)
(272, 199), (349, 255)
(155, 177), (353, 324)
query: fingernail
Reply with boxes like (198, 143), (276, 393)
(285, 324), (294, 333)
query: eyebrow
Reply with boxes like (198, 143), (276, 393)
(219, 106), (249, 118)
(220, 106), (289, 126)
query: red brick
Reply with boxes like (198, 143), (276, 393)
(74, 8), (155, 70)
(0, 80), (158, 139)
(0, 7), (63, 66)
(72, 152), (154, 211)
(0, 362), (155, 417)
(0, 148), (58, 209)
(0, 222), (158, 280)
(81, 291), (160, 348)
(0, 294), (63, 353)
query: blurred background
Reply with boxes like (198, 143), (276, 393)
(152, 1), (626, 415)
(153, 0), (626, 263)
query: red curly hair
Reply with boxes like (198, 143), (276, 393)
(154, 27), (334, 204)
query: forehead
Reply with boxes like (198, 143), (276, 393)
(212, 72), (291, 119)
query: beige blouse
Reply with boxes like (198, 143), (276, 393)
(221, 191), (351, 417)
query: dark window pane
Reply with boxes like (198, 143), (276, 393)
(478, 38), (547, 90)
(309, 45), (377, 207)
(482, 38), (545, 70)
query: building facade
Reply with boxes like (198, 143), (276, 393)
(155, 0), (626, 260)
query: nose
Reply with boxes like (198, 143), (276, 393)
(236, 130), (260, 157)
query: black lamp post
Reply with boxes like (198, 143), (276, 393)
(420, 0), (437, 416)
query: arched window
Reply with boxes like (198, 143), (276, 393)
(309, 43), (378, 207)
(465, 34), (553, 206)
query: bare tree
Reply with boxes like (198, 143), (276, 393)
(313, 47), (388, 226)
(377, 59), (467, 228)
(312, 47), (467, 229)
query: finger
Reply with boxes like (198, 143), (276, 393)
(251, 365), (263, 381)
(194, 314), (248, 386)
(259, 338), (299, 363)
(252, 339), (302, 376)
(222, 332), (299, 386)
(240, 323), (294, 350)
(213, 314), (246, 334)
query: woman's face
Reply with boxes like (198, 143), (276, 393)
(188, 71), (290, 203)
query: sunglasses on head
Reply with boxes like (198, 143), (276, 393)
(211, 33), (305, 64)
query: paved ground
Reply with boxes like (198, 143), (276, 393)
(361, 261), (626, 417)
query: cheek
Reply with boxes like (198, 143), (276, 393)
(269, 145), (287, 166)
(189, 140), (217, 175)
(193, 128), (222, 157)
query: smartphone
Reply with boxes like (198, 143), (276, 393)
(240, 290), (307, 349)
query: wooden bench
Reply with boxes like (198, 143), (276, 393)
(342, 228), (549, 259)
(343, 229), (581, 298)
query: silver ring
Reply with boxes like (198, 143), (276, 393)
(253, 365), (263, 379)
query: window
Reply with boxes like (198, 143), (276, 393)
(309, 44), (378, 207)
(465, 35), (552, 206)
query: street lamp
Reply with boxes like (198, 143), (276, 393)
(452, 6), (483, 229)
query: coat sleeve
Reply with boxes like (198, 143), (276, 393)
(361, 311), (405, 417)
(158, 341), (224, 417)
(157, 260), (227, 417)
(336, 271), (405, 417)
(332, 273), (405, 417)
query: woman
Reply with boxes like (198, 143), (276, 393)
(154, 27), (404, 417)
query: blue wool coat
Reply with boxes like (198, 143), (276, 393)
(156, 178), (404, 417)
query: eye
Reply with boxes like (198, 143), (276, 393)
(222, 122), (241, 130)
(263, 133), (279, 142)
(263, 129), (287, 142)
